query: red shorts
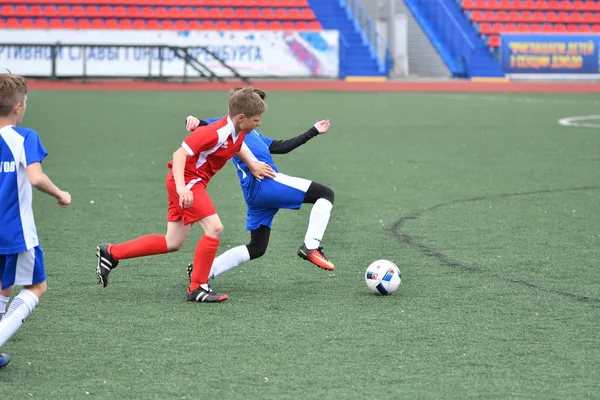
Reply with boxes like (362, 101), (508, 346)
(166, 173), (216, 225)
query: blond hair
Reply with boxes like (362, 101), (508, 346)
(0, 74), (27, 117)
(228, 87), (267, 117)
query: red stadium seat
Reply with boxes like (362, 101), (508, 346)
(275, 8), (289, 20)
(530, 23), (542, 31)
(114, 6), (127, 18)
(268, 20), (282, 29)
(181, 7), (194, 19)
(34, 18), (49, 29)
(488, 36), (500, 47)
(255, 20), (269, 29)
(30, 6), (43, 17)
(215, 20), (228, 29)
(300, 8), (315, 20)
(86, 6), (99, 18)
(147, 19), (160, 29)
(99, 6), (113, 18)
(262, 8), (276, 20)
(132, 19), (147, 29)
(20, 18), (34, 28)
(242, 20), (255, 29)
(593, 24), (600, 32)
(119, 19), (133, 29)
(1, 5), (15, 17)
(282, 20), (295, 29)
(155, 7), (168, 19)
(175, 20), (189, 30)
(195, 8), (209, 19)
(64, 18), (77, 28)
(229, 20), (242, 29)
(579, 24), (592, 32)
(201, 20), (216, 29)
(546, 11), (559, 22)
(248, 8), (262, 19)
(6, 18), (19, 28)
(15, 5), (28, 17)
(49, 18), (62, 28)
(76, 19), (91, 29)
(208, 8), (223, 19)
(105, 19), (119, 29)
(522, 11), (535, 22)
(71, 6), (85, 18)
(480, 22), (494, 34)
(127, 6), (141, 18)
(235, 8), (249, 19)
(470, 11), (484, 22)
(222, 7), (235, 19)
(161, 20), (174, 29)
(288, 8), (302, 19)
(44, 6), (58, 17)
(141, 7), (153, 18)
(308, 21), (323, 30)
(189, 20), (202, 29)
(91, 18), (105, 29)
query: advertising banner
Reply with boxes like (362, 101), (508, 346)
(0, 29), (339, 78)
(500, 33), (600, 74)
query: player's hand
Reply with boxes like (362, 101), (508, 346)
(177, 187), (194, 208)
(313, 120), (330, 134)
(56, 191), (71, 208)
(249, 162), (276, 181)
(185, 115), (201, 132)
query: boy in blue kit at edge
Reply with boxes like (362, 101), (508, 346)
(0, 74), (71, 368)
(184, 87), (336, 281)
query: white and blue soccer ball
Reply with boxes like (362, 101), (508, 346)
(365, 259), (402, 295)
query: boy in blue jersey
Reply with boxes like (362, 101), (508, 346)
(0, 74), (71, 368)
(184, 87), (335, 280)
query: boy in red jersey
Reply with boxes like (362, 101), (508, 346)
(96, 87), (275, 302)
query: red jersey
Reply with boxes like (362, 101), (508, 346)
(168, 116), (246, 188)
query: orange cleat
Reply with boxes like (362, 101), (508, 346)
(297, 244), (335, 271)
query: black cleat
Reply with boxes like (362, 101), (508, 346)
(187, 285), (228, 303)
(96, 244), (119, 287)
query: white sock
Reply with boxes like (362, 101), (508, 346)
(304, 198), (333, 250)
(0, 295), (9, 322)
(209, 245), (251, 279)
(0, 289), (39, 348)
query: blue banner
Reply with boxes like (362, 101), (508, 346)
(500, 34), (600, 74)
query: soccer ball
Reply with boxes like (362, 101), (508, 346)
(365, 260), (402, 295)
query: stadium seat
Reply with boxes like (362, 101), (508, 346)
(15, 5), (28, 17)
(119, 19), (133, 29)
(229, 20), (242, 29)
(63, 18), (77, 29)
(268, 20), (282, 29)
(242, 20), (255, 29)
(189, 20), (202, 29)
(1, 5), (15, 17)
(20, 18), (34, 28)
(34, 18), (49, 29)
(44, 6), (58, 17)
(49, 18), (62, 28)
(215, 20), (228, 29)
(147, 19), (160, 29)
(91, 18), (105, 29)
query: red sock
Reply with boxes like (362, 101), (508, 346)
(189, 235), (220, 291)
(110, 234), (168, 261)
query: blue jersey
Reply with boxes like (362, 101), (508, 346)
(0, 126), (47, 254)
(205, 116), (278, 202)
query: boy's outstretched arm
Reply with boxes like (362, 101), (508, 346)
(268, 120), (331, 155)
(26, 162), (71, 208)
